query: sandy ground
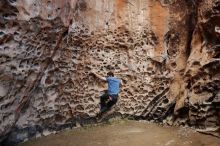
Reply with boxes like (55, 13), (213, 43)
(19, 120), (220, 146)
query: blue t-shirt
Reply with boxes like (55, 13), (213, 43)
(106, 77), (121, 95)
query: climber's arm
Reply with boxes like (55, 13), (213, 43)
(91, 71), (107, 81)
(120, 80), (124, 86)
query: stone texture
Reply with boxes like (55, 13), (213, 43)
(0, 0), (220, 145)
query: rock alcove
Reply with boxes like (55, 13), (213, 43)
(0, 0), (220, 145)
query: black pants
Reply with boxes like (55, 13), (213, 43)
(100, 93), (118, 113)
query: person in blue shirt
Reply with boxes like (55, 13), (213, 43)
(91, 71), (123, 114)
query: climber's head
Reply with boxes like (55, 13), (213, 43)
(107, 71), (114, 77)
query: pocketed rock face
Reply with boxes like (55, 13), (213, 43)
(0, 0), (219, 145)
(180, 0), (220, 136)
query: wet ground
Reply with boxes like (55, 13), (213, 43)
(19, 120), (220, 146)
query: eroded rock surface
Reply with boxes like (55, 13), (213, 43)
(0, 0), (219, 145)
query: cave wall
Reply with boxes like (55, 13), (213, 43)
(0, 0), (220, 144)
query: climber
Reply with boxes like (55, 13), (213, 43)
(91, 71), (123, 115)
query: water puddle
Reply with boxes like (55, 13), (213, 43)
(19, 120), (220, 146)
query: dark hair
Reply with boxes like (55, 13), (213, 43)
(107, 71), (114, 77)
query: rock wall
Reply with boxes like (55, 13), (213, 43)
(0, 0), (219, 145)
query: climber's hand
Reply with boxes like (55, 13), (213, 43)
(106, 96), (112, 103)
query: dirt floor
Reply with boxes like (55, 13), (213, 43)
(19, 120), (220, 146)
